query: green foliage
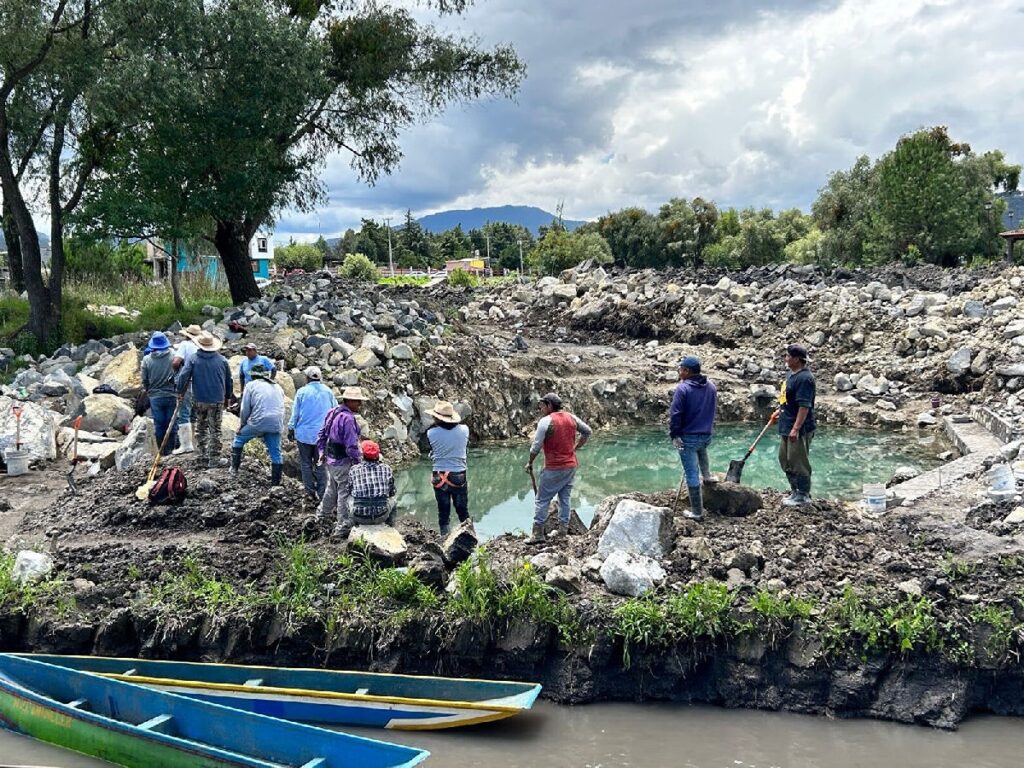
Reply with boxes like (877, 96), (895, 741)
(820, 586), (884, 657)
(378, 275), (430, 287)
(447, 552), (501, 622)
(597, 207), (664, 268)
(0, 552), (72, 616)
(819, 587), (941, 658)
(447, 268), (479, 287)
(940, 553), (975, 581)
(881, 597), (940, 653)
(748, 589), (815, 645)
(275, 243), (324, 272)
(528, 229), (613, 275)
(339, 253), (381, 281)
(970, 604), (1021, 660)
(152, 554), (249, 616)
(64, 236), (150, 281)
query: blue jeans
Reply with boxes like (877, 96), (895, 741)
(677, 433), (712, 486)
(176, 388), (192, 426)
(298, 441), (326, 498)
(432, 471), (468, 529)
(232, 424), (282, 464)
(534, 467), (575, 526)
(150, 396), (178, 456)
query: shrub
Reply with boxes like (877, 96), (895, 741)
(339, 253), (380, 281)
(275, 243), (324, 272)
(447, 268), (478, 287)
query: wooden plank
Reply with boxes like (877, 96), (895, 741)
(243, 678), (263, 687)
(137, 714), (174, 733)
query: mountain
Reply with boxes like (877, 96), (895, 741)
(416, 205), (588, 235)
(0, 230), (50, 250)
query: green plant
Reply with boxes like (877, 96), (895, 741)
(882, 597), (940, 654)
(275, 243), (324, 272)
(339, 253), (380, 281)
(152, 553), (250, 616)
(748, 589), (815, 645)
(378, 275), (430, 287)
(374, 568), (437, 608)
(447, 551), (501, 622)
(447, 268), (479, 288)
(819, 586), (884, 658)
(971, 604), (1020, 660)
(0, 552), (73, 616)
(940, 554), (975, 581)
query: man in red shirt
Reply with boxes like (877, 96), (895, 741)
(524, 392), (592, 544)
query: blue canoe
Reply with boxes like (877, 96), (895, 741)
(0, 654), (428, 767)
(23, 654), (542, 730)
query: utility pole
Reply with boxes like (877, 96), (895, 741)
(485, 230), (491, 274)
(383, 217), (394, 276)
(517, 238), (524, 276)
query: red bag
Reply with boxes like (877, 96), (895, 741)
(148, 467), (187, 505)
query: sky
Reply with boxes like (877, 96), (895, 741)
(275, 0), (1024, 241)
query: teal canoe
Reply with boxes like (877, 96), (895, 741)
(22, 654), (542, 730)
(0, 654), (428, 767)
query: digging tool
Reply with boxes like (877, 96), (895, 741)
(135, 399), (182, 500)
(12, 404), (23, 449)
(672, 472), (687, 513)
(66, 416), (82, 495)
(725, 412), (777, 484)
(526, 464), (538, 495)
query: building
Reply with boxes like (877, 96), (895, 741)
(444, 257), (486, 274)
(143, 232), (274, 283)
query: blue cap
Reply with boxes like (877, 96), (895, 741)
(148, 332), (170, 350)
(678, 355), (701, 372)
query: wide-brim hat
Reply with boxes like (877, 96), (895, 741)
(249, 363), (270, 380)
(148, 332), (170, 350)
(340, 386), (368, 401)
(195, 331), (224, 352)
(427, 400), (461, 424)
(182, 324), (203, 340)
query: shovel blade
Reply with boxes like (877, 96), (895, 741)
(135, 480), (155, 501)
(725, 459), (745, 484)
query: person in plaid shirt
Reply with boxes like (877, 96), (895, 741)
(347, 441), (396, 525)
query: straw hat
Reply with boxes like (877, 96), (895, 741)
(340, 386), (368, 401)
(195, 331), (224, 352)
(181, 324), (203, 340)
(427, 400), (461, 424)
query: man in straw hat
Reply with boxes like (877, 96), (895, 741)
(426, 400), (469, 537)
(769, 343), (817, 506)
(288, 366), (337, 499)
(524, 392), (592, 544)
(170, 324), (203, 455)
(176, 331), (232, 468)
(316, 386), (368, 537)
(231, 364), (285, 484)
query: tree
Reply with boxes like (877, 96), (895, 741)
(597, 207), (664, 267)
(399, 209), (432, 267)
(657, 197), (720, 269)
(811, 155), (877, 266)
(529, 229), (612, 275)
(275, 242), (323, 271)
(113, 0), (524, 305)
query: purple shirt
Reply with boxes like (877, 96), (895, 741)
(316, 405), (361, 466)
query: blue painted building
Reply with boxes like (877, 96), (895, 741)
(147, 233), (274, 283)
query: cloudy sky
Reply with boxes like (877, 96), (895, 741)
(276, 0), (1024, 240)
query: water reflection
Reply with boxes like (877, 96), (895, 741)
(395, 425), (945, 538)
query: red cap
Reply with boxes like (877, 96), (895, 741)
(360, 440), (380, 461)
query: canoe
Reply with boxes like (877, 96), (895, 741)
(22, 654), (542, 730)
(0, 654), (428, 768)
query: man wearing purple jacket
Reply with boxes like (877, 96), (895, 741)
(669, 355), (718, 521)
(316, 386), (368, 537)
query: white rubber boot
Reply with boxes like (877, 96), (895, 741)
(172, 423), (194, 454)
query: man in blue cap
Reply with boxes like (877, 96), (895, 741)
(669, 355), (718, 520)
(141, 332), (178, 455)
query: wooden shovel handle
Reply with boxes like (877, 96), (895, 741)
(742, 416), (776, 461)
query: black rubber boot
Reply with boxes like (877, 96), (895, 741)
(229, 447), (242, 476)
(271, 463), (283, 486)
(525, 523), (546, 544)
(439, 524), (450, 538)
(684, 485), (704, 520)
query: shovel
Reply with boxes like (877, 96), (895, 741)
(135, 399), (182, 500)
(725, 413), (777, 484)
(12, 404), (23, 449)
(66, 416), (82, 495)
(526, 464), (538, 494)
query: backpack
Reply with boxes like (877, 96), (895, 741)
(148, 467), (187, 505)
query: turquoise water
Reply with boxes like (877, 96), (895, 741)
(395, 424), (945, 538)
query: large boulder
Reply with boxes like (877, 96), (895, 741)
(599, 551), (665, 597)
(76, 394), (134, 434)
(348, 525), (408, 565)
(350, 347), (380, 370)
(703, 482), (763, 517)
(597, 499), (674, 558)
(100, 347), (142, 397)
(0, 396), (59, 461)
(115, 417), (156, 471)
(442, 520), (478, 566)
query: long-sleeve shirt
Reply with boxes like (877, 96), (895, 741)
(239, 378), (285, 433)
(316, 405), (361, 466)
(141, 349), (176, 398)
(176, 350), (231, 404)
(349, 460), (396, 502)
(288, 381), (338, 444)
(530, 411), (592, 469)
(669, 375), (718, 438)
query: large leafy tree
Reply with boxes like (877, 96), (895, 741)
(597, 207), (664, 268)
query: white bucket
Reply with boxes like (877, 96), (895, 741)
(988, 464), (1015, 492)
(4, 449), (30, 477)
(862, 483), (887, 514)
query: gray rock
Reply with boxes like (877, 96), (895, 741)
(833, 373), (854, 392)
(390, 343), (414, 361)
(917, 412), (938, 427)
(703, 482), (763, 517)
(0, 397), (58, 461)
(348, 525), (408, 565)
(856, 374), (889, 396)
(75, 394), (134, 434)
(349, 348), (380, 370)
(897, 578), (922, 597)
(597, 499), (674, 558)
(528, 552), (564, 572)
(946, 346), (973, 376)
(545, 564), (582, 593)
(442, 520), (478, 566)
(963, 300), (988, 319)
(114, 417), (155, 471)
(599, 551), (665, 597)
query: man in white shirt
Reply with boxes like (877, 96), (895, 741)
(171, 324), (201, 454)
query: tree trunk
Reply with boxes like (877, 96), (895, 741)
(1, 196), (24, 292)
(169, 238), (183, 311)
(214, 219), (261, 304)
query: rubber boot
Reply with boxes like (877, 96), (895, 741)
(525, 523), (546, 544)
(229, 447), (242, 476)
(683, 485), (704, 520)
(172, 423), (194, 454)
(439, 523), (450, 538)
(557, 522), (569, 538)
(798, 474), (812, 505)
(271, 463), (283, 486)
(783, 473), (807, 506)
(782, 472), (800, 506)
(698, 452), (718, 485)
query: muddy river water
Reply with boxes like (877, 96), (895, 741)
(2, 702), (1022, 767)
(395, 425), (944, 538)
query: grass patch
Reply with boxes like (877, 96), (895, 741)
(152, 553), (252, 617)
(0, 551), (74, 617)
(940, 553), (976, 581)
(378, 275), (430, 287)
(747, 589), (815, 646)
